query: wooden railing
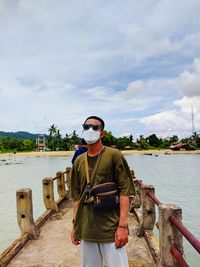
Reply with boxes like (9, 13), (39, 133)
(17, 167), (72, 237)
(0, 167), (72, 267)
(131, 174), (200, 267)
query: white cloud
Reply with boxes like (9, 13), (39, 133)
(0, 1), (200, 137)
(138, 59), (200, 137)
(175, 96), (200, 114)
(180, 58), (200, 96)
(17, 75), (73, 93)
(119, 1), (200, 61)
(179, 32), (200, 52)
(140, 96), (200, 137)
(121, 77), (179, 110)
(141, 110), (181, 132)
(84, 86), (111, 100)
(123, 80), (144, 99)
(0, 0), (6, 12)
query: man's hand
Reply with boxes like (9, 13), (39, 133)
(71, 200), (80, 245)
(115, 226), (128, 248)
(71, 225), (80, 245)
(115, 195), (129, 248)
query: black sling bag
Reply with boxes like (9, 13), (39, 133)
(83, 149), (119, 212)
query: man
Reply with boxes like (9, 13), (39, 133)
(71, 138), (88, 164)
(71, 116), (135, 267)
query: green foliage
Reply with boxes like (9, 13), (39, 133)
(47, 124), (64, 150)
(0, 137), (35, 152)
(116, 135), (135, 150)
(170, 135), (179, 143)
(137, 135), (149, 149)
(23, 139), (35, 151)
(47, 124), (58, 150)
(159, 139), (171, 149)
(147, 134), (161, 147)
(102, 131), (135, 150)
(70, 130), (79, 146)
(0, 137), (23, 151)
(0, 131), (37, 139)
(115, 138), (128, 150)
(60, 134), (73, 151)
(1, 124), (199, 153)
(102, 131), (116, 146)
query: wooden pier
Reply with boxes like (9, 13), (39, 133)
(5, 201), (156, 267)
(0, 168), (199, 267)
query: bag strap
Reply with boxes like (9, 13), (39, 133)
(84, 147), (104, 185)
(84, 152), (90, 184)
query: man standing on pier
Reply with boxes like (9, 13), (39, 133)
(71, 115), (135, 267)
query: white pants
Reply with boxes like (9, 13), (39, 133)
(80, 240), (129, 267)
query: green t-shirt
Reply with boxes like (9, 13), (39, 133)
(71, 146), (135, 243)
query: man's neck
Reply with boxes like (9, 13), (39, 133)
(87, 141), (104, 157)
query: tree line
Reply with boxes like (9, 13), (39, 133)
(0, 124), (199, 153)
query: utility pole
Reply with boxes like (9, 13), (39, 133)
(191, 106), (195, 134)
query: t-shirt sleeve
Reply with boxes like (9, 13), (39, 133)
(114, 152), (136, 196)
(70, 162), (81, 201)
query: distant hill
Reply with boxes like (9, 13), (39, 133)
(0, 131), (38, 139)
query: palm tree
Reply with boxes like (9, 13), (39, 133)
(56, 129), (62, 150)
(48, 124), (58, 150)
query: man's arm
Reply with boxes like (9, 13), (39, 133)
(71, 200), (80, 245)
(115, 195), (129, 248)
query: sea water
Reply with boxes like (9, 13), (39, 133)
(126, 153), (200, 266)
(0, 153), (199, 266)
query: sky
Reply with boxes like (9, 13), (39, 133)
(0, 0), (200, 139)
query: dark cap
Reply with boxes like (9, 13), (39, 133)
(84, 116), (105, 129)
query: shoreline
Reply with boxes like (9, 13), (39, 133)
(1, 149), (200, 157)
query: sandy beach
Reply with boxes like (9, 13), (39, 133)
(1, 149), (200, 157)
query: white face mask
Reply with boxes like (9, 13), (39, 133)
(83, 128), (101, 144)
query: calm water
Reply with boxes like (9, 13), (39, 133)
(0, 153), (199, 266)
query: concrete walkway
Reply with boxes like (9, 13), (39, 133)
(8, 200), (156, 267)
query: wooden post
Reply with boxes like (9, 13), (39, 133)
(42, 178), (58, 212)
(65, 167), (72, 188)
(16, 188), (39, 239)
(134, 179), (142, 208)
(159, 204), (183, 267)
(56, 171), (66, 198)
(129, 179), (141, 212)
(138, 185), (156, 236)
